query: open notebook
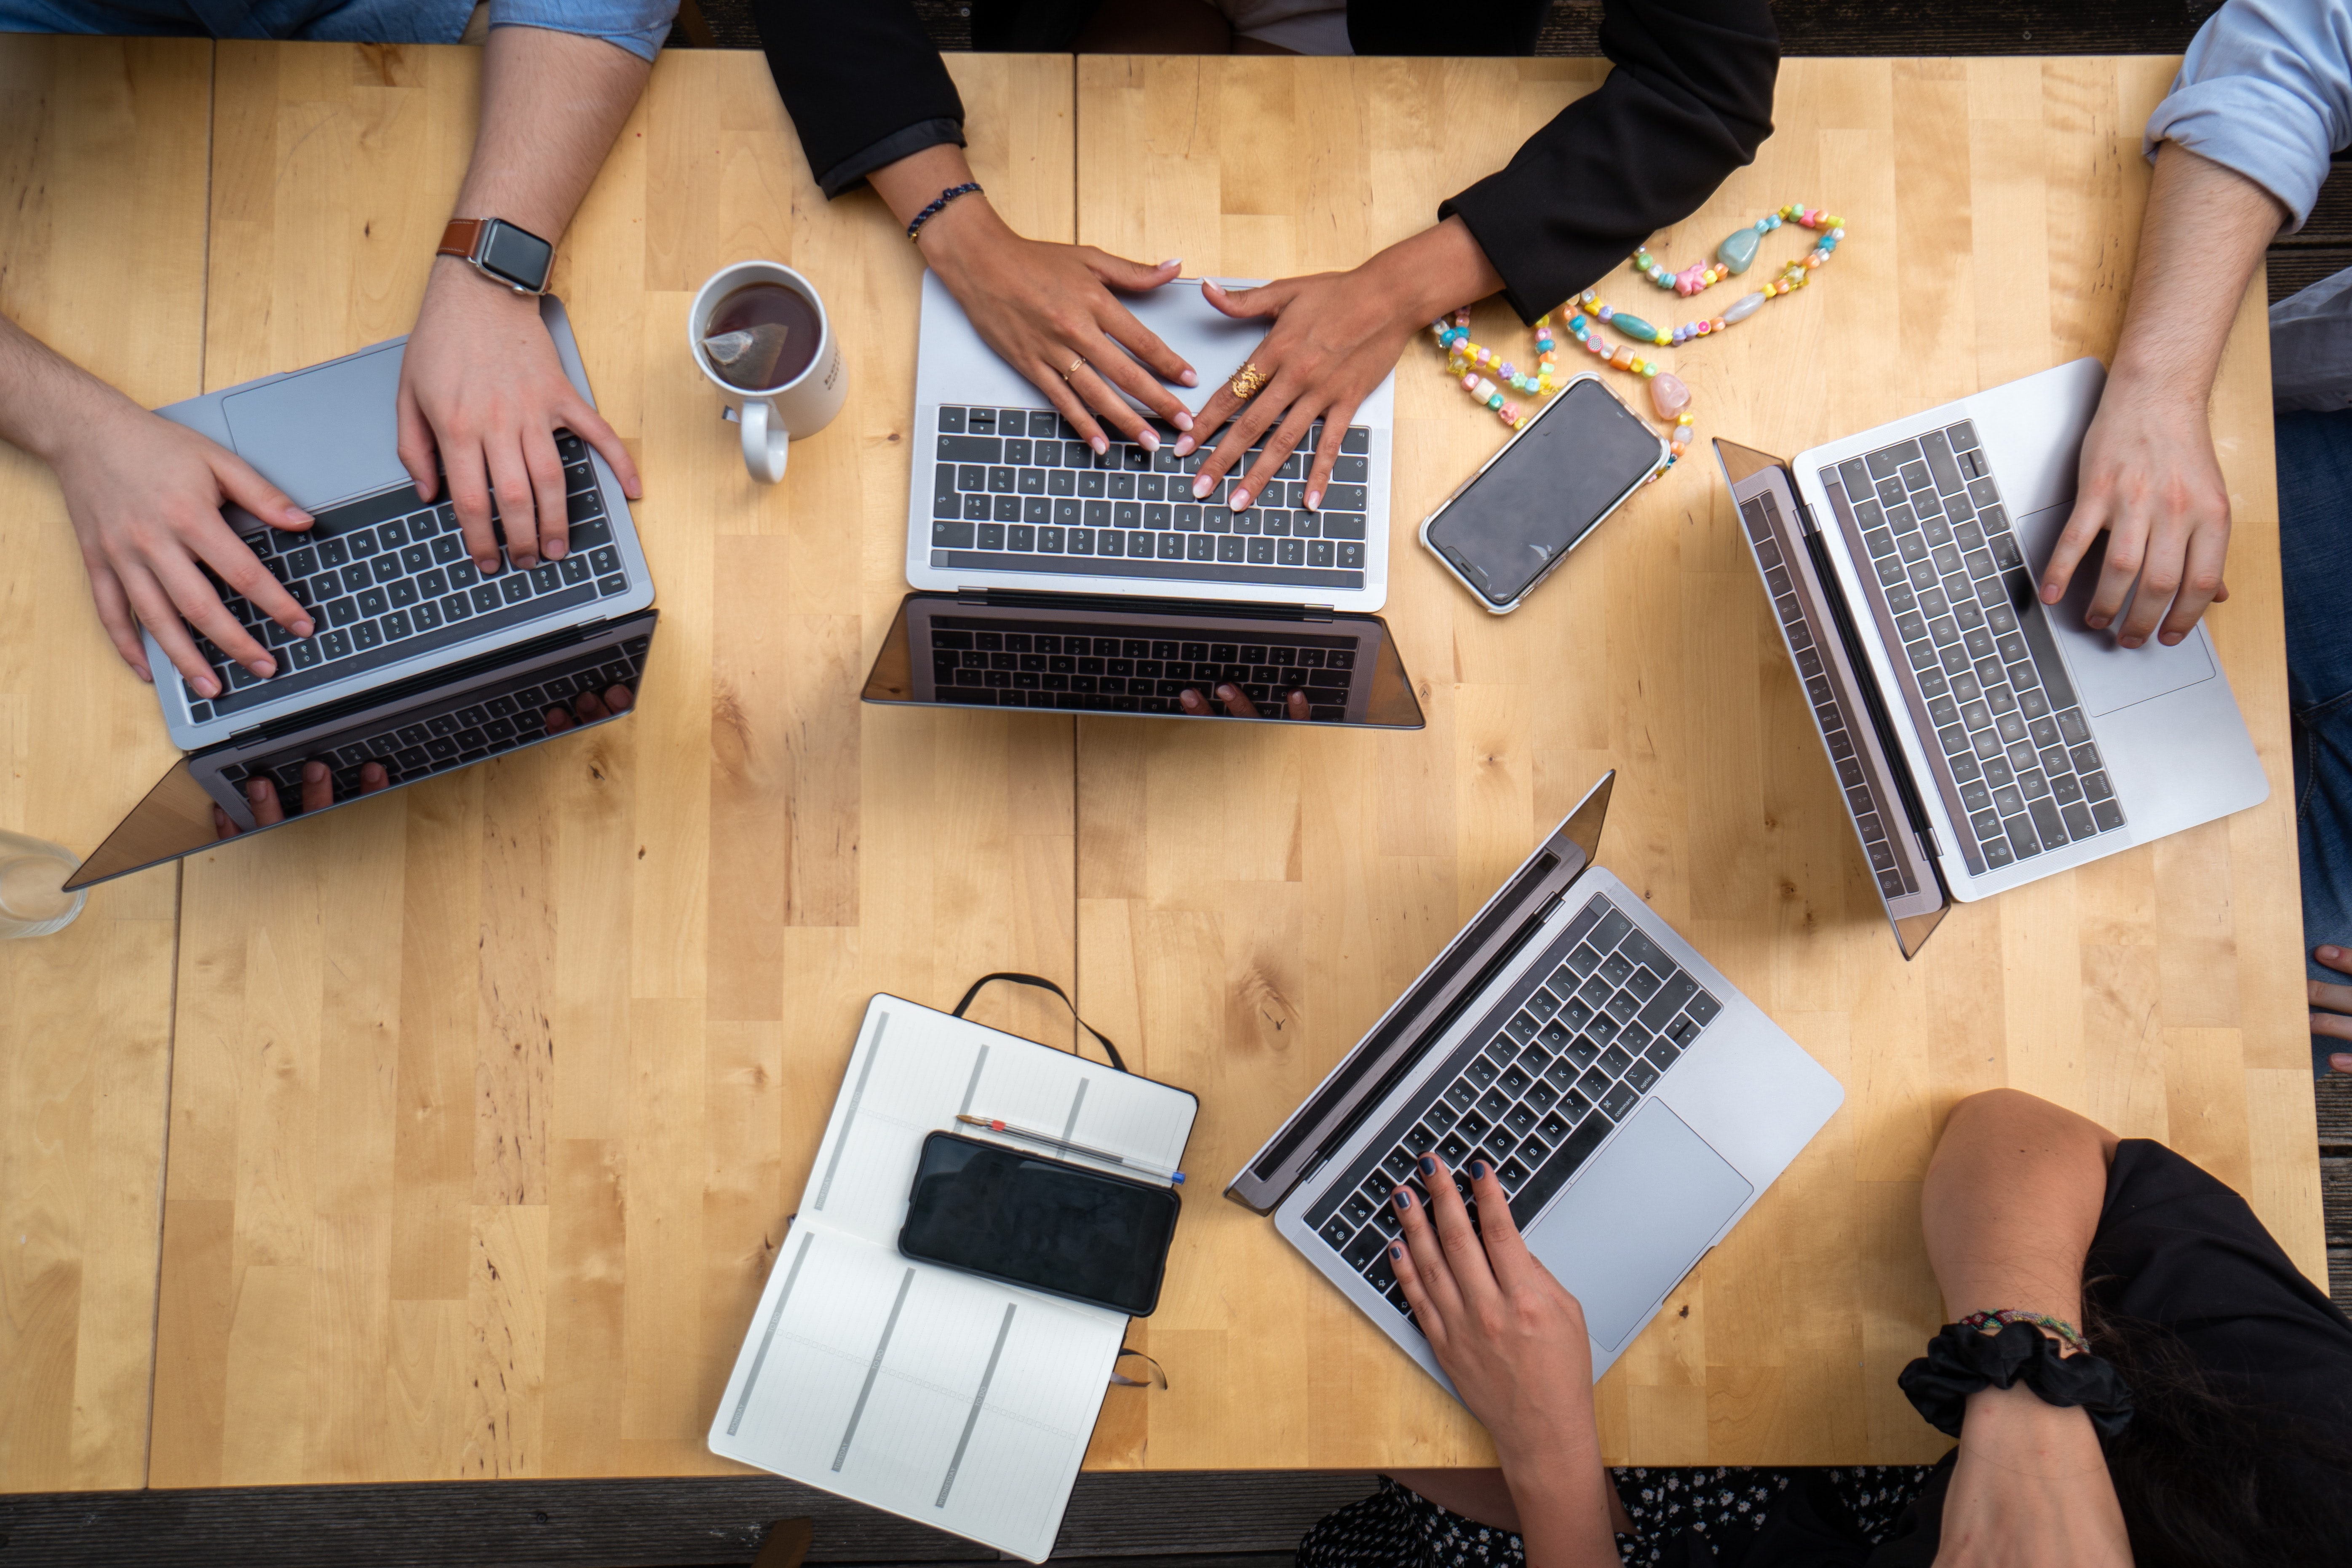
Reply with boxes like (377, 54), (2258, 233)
(708, 994), (1198, 1562)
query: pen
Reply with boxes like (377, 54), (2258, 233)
(955, 1114), (1187, 1183)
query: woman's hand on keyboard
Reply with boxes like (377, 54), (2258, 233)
(874, 144), (1199, 455)
(397, 264), (642, 576)
(49, 398), (317, 695)
(1177, 684), (1308, 721)
(1389, 1155), (1627, 1565)
(1174, 218), (1503, 513)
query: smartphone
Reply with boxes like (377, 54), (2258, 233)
(898, 1131), (1181, 1316)
(1419, 374), (1669, 613)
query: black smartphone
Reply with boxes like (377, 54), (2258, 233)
(898, 1131), (1181, 1316)
(1419, 374), (1669, 613)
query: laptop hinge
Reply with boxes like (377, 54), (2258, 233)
(1794, 500), (1823, 537)
(1917, 827), (1942, 861)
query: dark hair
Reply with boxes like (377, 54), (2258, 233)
(2087, 1300), (2352, 1567)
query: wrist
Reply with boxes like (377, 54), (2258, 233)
(916, 195), (1015, 283)
(1367, 219), (1504, 326)
(426, 254), (544, 315)
(21, 368), (141, 467)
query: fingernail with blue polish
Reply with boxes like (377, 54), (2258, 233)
(1470, 1159), (1489, 1180)
(1417, 1155), (1435, 1177)
(1390, 1241), (1405, 1259)
(1394, 1188), (1413, 1209)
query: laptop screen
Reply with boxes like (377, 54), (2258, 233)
(862, 593), (1424, 728)
(66, 612), (657, 890)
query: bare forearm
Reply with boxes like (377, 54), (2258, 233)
(451, 25), (649, 247)
(1922, 1090), (2117, 1325)
(2109, 143), (2285, 410)
(0, 314), (139, 463)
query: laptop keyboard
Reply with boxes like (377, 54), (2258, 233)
(184, 433), (631, 724)
(217, 631), (651, 809)
(1306, 892), (1722, 1326)
(928, 617), (1358, 717)
(926, 405), (1373, 592)
(1824, 422), (2125, 873)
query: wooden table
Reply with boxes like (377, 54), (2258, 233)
(0, 44), (2321, 1490)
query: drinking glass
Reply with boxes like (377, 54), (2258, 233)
(0, 828), (87, 939)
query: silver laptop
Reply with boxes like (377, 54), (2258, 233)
(1716, 358), (2267, 957)
(60, 297), (657, 889)
(147, 296), (654, 751)
(906, 272), (1395, 612)
(1229, 774), (1843, 1388)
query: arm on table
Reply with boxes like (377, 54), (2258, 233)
(751, 0), (1199, 453)
(2038, 144), (2280, 648)
(0, 312), (315, 695)
(1175, 0), (1776, 511)
(1922, 1090), (2131, 1568)
(397, 17), (655, 577)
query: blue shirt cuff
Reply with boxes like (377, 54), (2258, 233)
(2146, 76), (2335, 229)
(489, 0), (676, 61)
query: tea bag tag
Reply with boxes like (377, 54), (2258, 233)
(703, 323), (793, 390)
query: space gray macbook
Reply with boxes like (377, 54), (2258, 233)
(1232, 773), (1844, 1387)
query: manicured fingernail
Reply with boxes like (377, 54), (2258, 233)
(1138, 428), (1159, 453)
(1391, 1241), (1405, 1258)
(546, 540), (567, 560)
(1470, 1159), (1489, 1180)
(1304, 489), (1321, 510)
(1091, 436), (1109, 455)
(294, 619), (314, 638)
(1417, 1155), (1435, 1177)
(1174, 435), (1196, 456)
(1229, 489), (1250, 511)
(1160, 257), (1181, 269)
(1192, 474), (1213, 498)
(287, 508), (313, 525)
(1393, 1190), (1413, 1210)
(2322, 946), (2340, 959)
(1179, 370), (1199, 387)
(1216, 684), (1236, 700)
(1174, 410), (1194, 430)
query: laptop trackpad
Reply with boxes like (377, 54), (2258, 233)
(2016, 503), (2216, 717)
(1523, 1101), (1751, 1352)
(220, 341), (410, 511)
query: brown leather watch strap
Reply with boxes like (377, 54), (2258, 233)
(436, 217), (484, 262)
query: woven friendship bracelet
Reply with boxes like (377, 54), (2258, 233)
(1959, 1309), (2088, 1354)
(907, 182), (983, 243)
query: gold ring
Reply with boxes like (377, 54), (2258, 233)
(1061, 355), (1086, 381)
(1230, 361), (1267, 401)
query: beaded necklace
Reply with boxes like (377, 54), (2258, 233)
(1432, 204), (1845, 476)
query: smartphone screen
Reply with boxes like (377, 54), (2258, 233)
(1423, 377), (1665, 609)
(898, 1132), (1181, 1316)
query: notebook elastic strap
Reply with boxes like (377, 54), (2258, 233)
(950, 972), (1128, 1074)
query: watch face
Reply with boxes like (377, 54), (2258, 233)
(478, 220), (553, 291)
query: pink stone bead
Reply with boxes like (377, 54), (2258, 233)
(1649, 372), (1690, 419)
(1461, 371), (1480, 391)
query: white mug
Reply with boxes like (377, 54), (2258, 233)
(688, 261), (846, 483)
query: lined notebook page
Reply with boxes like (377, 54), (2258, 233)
(708, 996), (1197, 1563)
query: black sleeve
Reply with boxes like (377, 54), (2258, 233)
(750, 0), (968, 199)
(1437, 0), (1778, 323)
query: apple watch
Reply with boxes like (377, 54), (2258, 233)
(436, 216), (554, 295)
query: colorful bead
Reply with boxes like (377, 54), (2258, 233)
(1717, 227), (1761, 274)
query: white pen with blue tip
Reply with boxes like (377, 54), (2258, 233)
(954, 1113), (1187, 1183)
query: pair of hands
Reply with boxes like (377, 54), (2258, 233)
(59, 264), (640, 699)
(210, 684), (633, 840)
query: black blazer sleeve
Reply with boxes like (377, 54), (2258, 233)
(751, 0), (968, 198)
(1438, 0), (1778, 322)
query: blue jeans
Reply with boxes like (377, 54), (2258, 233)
(2274, 410), (2352, 1071)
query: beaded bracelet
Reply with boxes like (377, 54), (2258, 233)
(1959, 1309), (2088, 1355)
(907, 182), (983, 243)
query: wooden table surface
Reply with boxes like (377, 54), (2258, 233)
(0, 43), (2320, 1489)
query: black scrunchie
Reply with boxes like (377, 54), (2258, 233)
(1898, 1320), (2134, 1438)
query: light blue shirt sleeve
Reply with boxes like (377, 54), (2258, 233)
(2144, 0), (2352, 230)
(490, 0), (678, 61)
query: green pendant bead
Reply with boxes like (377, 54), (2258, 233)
(1717, 226), (1761, 275)
(1608, 313), (1665, 345)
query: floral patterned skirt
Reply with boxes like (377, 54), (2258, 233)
(1294, 1469), (1935, 1568)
